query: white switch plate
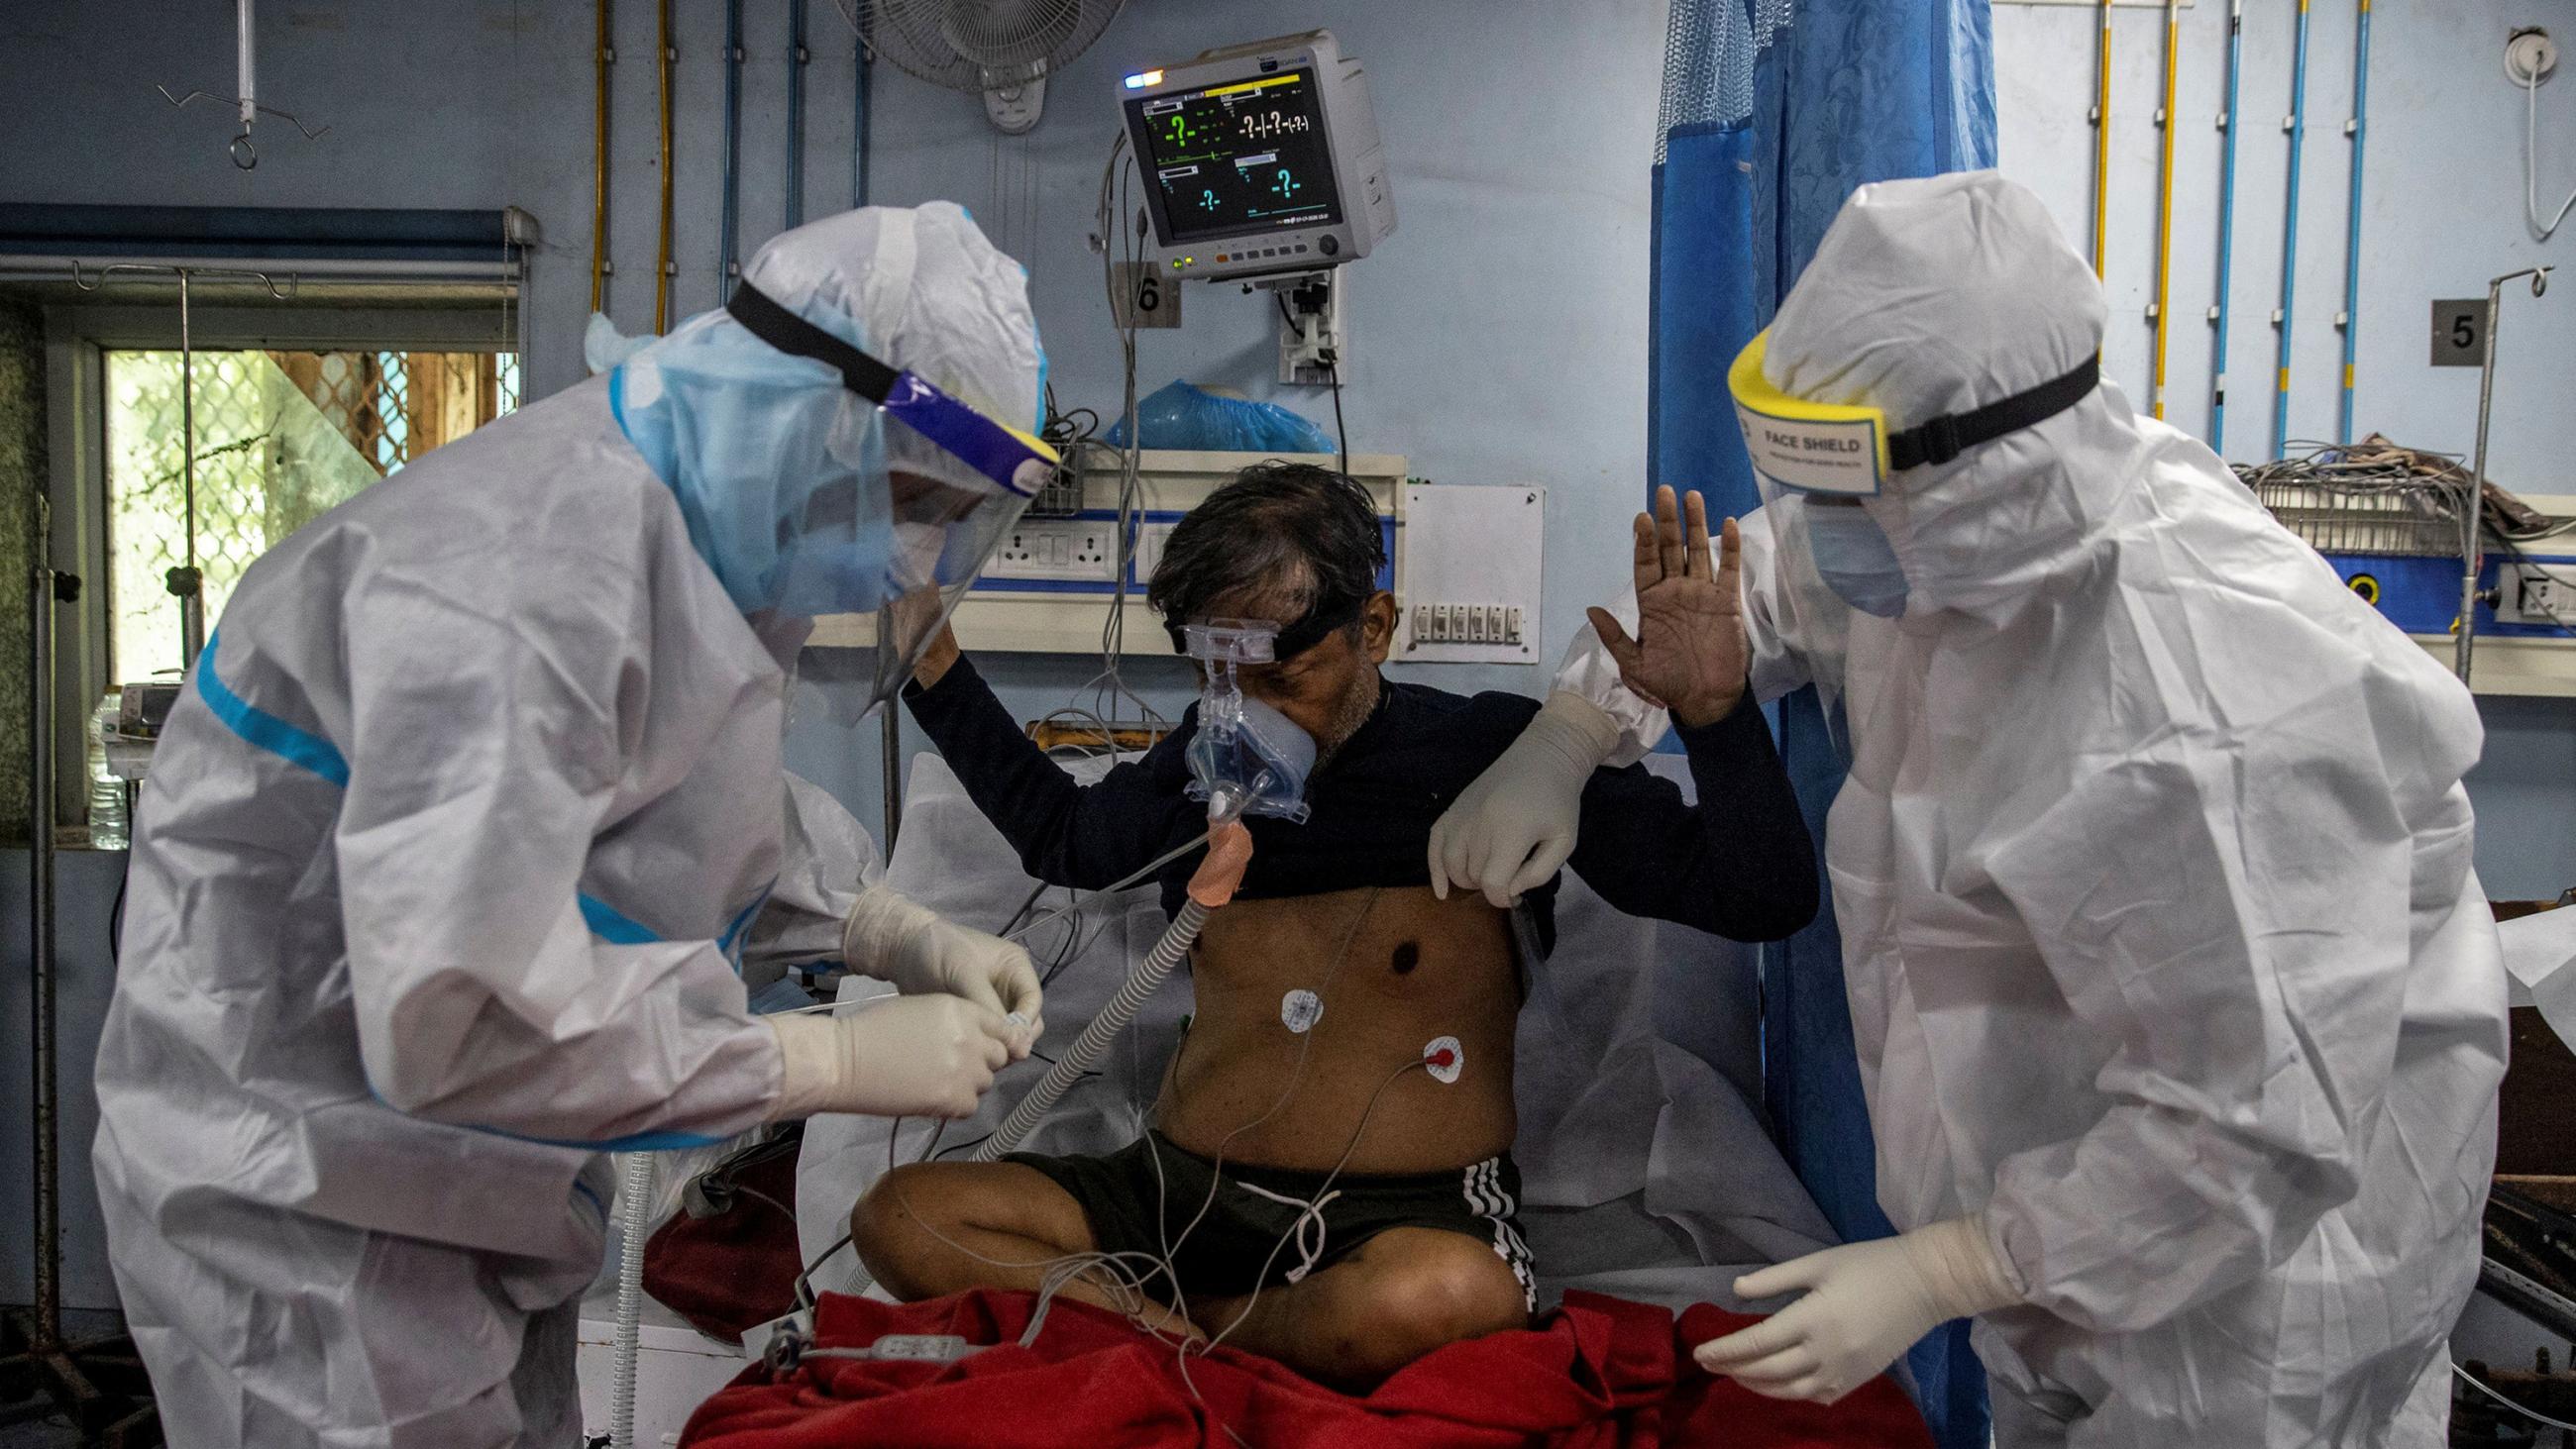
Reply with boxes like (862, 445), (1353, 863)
(1396, 484), (1546, 665)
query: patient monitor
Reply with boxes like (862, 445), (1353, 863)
(1120, 30), (1396, 285)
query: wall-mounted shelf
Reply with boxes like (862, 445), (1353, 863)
(809, 449), (1407, 658)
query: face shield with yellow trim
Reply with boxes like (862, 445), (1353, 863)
(1726, 327), (2101, 619)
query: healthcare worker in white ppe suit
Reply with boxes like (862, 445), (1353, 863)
(1428, 172), (2508, 1446)
(92, 202), (1058, 1448)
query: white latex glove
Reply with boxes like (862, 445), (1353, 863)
(763, 996), (1015, 1121)
(1427, 690), (1622, 908)
(842, 883), (1043, 1057)
(1694, 1216), (2025, 1404)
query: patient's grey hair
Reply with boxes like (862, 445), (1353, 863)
(1146, 462), (1383, 637)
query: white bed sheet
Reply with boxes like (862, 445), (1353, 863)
(796, 749), (1838, 1313)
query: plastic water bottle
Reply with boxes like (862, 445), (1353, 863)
(88, 692), (127, 851)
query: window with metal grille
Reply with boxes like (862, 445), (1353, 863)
(101, 349), (519, 683)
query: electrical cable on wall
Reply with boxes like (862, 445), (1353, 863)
(2523, 62), (2576, 240)
(2210, 0), (2246, 453)
(1079, 130), (1164, 731)
(1326, 360), (1348, 475)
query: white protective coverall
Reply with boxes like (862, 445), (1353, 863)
(90, 204), (1040, 1448)
(1510, 173), (2508, 1444)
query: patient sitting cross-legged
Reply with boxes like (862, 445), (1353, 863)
(850, 463), (1817, 1391)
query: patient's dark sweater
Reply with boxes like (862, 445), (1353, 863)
(903, 659), (1817, 951)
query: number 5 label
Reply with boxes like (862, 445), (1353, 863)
(2430, 299), (2484, 367)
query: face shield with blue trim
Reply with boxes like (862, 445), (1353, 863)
(608, 204), (1052, 714)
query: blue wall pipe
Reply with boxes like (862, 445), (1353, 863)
(853, 34), (869, 208)
(2336, 0), (2372, 444)
(2271, 0), (2312, 459)
(786, 0), (807, 230)
(719, 0), (742, 300)
(2210, 0), (2243, 454)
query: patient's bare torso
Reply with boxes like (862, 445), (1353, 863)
(1155, 884), (1518, 1176)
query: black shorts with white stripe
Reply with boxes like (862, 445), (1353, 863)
(1005, 1131), (1539, 1312)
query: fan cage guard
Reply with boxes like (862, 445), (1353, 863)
(846, 0), (1122, 92)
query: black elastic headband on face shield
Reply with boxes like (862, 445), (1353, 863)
(725, 282), (903, 403)
(1884, 356), (2102, 471)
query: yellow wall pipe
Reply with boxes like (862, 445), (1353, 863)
(591, 0), (611, 316)
(655, 0), (674, 333)
(2093, 0), (2113, 277)
(2152, 0), (2180, 419)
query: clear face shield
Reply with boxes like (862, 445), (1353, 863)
(1727, 330), (1912, 622)
(1726, 328), (2101, 623)
(1180, 620), (1319, 825)
(723, 282), (1059, 713)
(850, 466), (1034, 711)
(1723, 327), (2103, 761)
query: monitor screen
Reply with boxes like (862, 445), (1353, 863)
(1127, 68), (1345, 246)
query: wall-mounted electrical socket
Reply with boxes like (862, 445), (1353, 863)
(1131, 521), (1178, 582)
(2499, 565), (2574, 624)
(984, 520), (1121, 583)
(1410, 603), (1525, 647)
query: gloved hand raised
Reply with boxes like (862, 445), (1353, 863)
(1694, 1216), (2024, 1405)
(763, 996), (1016, 1121)
(842, 883), (1042, 1057)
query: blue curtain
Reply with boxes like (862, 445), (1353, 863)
(1649, 5), (1996, 1447)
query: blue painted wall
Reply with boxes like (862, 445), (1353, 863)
(1994, 0), (2576, 900)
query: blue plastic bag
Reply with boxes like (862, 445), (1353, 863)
(1105, 380), (1336, 455)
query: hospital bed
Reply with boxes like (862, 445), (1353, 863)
(795, 749), (1841, 1312)
(575, 746), (1846, 1442)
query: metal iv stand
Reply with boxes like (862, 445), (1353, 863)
(2454, 265), (2551, 685)
(3, 259), (284, 1442)
(70, 260), (294, 673)
(0, 502), (158, 1445)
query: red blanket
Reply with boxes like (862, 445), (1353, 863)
(681, 1289), (1932, 1448)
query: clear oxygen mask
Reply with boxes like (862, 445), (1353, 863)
(1181, 619), (1317, 825)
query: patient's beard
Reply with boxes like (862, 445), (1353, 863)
(1311, 670), (1382, 771)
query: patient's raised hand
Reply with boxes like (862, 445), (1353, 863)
(1585, 486), (1747, 728)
